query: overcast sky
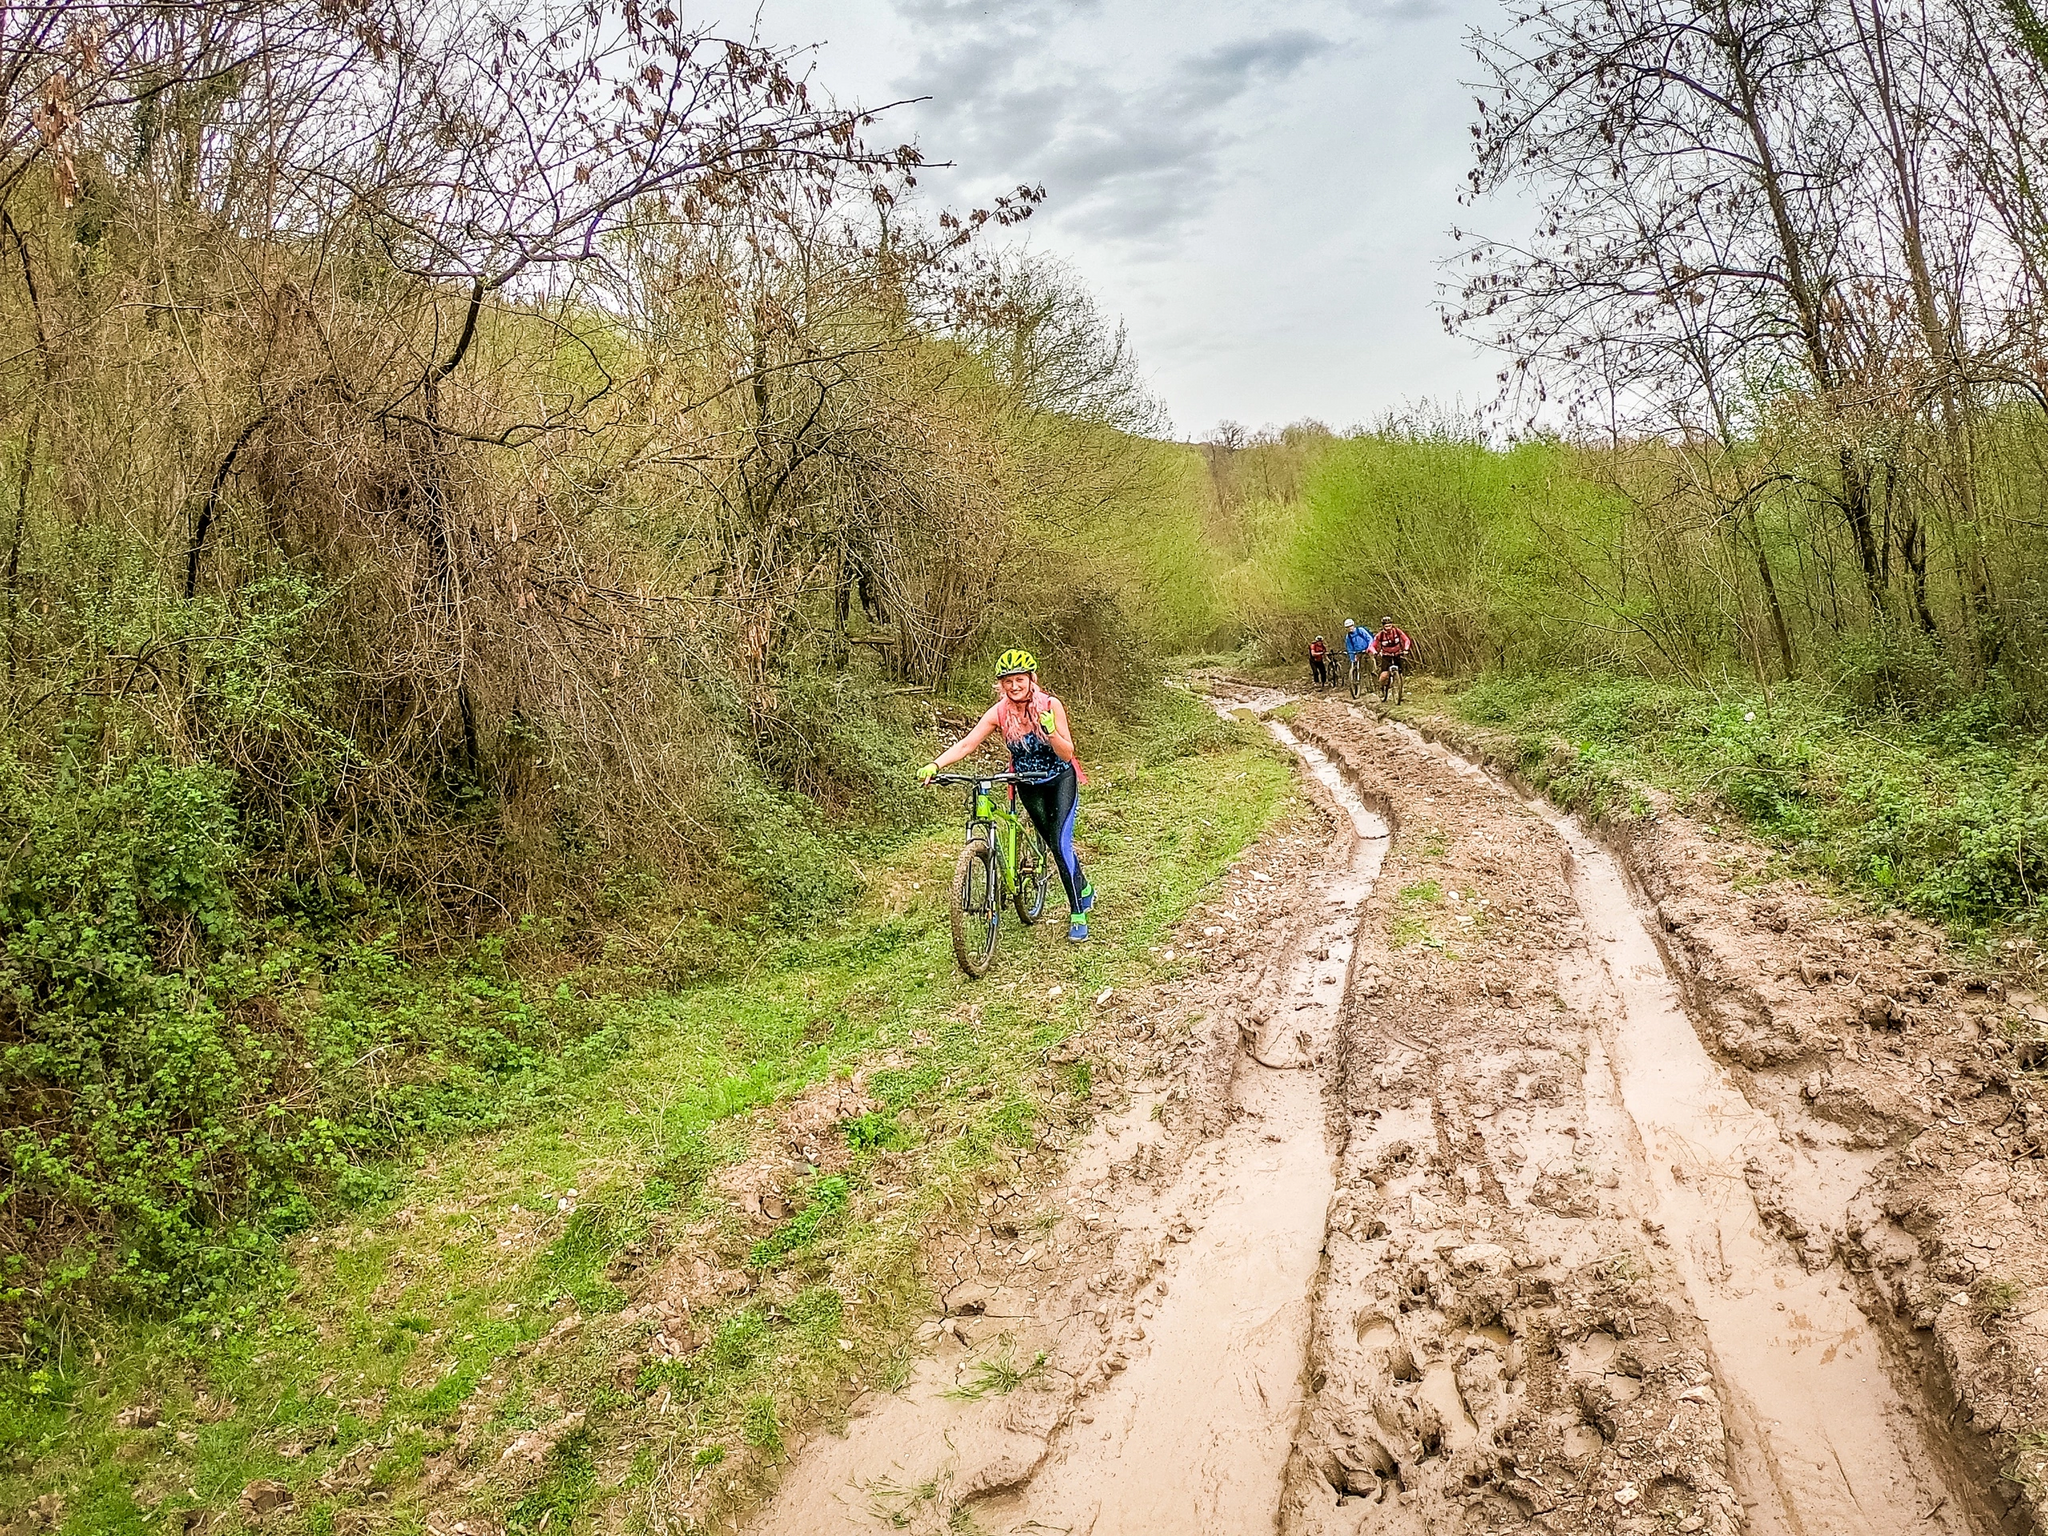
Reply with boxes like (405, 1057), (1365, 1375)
(745, 0), (1517, 441)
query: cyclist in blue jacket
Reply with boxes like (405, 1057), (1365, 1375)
(1342, 619), (1373, 692)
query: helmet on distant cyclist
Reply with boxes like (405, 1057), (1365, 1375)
(994, 648), (1038, 678)
(1382, 616), (1394, 625)
(1344, 619), (1356, 628)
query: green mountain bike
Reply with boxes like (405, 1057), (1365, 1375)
(928, 772), (1054, 976)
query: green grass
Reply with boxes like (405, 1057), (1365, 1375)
(2008, 1425), (2048, 1504)
(1402, 669), (2048, 943)
(0, 688), (1295, 1536)
(1390, 879), (1444, 948)
(1975, 1277), (2027, 1322)
(943, 1346), (1048, 1401)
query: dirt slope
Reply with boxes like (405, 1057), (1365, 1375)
(735, 684), (2040, 1536)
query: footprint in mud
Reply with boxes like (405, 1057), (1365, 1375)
(1285, 1097), (1743, 1536)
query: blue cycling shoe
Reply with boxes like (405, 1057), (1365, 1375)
(1068, 914), (1090, 943)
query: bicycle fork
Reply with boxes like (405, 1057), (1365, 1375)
(974, 788), (1021, 898)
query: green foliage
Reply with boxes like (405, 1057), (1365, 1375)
(0, 734), (634, 1333)
(0, 701), (1298, 1533)
(1975, 1277), (2027, 1321)
(1450, 669), (2048, 933)
(841, 1111), (910, 1153)
(741, 1392), (784, 1458)
(1190, 430), (1625, 674)
(1389, 879), (1441, 948)
(750, 1175), (852, 1268)
(944, 1347), (1048, 1400)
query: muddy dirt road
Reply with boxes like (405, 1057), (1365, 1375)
(742, 684), (2039, 1535)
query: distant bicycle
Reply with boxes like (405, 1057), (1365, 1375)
(1348, 652), (1365, 700)
(1379, 655), (1405, 705)
(927, 771), (1054, 976)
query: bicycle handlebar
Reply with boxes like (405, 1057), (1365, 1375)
(925, 770), (1073, 794)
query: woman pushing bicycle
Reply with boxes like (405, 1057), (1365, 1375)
(919, 649), (1096, 942)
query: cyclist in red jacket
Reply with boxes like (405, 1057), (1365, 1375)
(1369, 617), (1412, 693)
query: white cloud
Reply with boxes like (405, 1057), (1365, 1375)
(749, 0), (1509, 433)
(898, 10), (1337, 240)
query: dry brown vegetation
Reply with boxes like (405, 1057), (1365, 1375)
(0, 0), (1189, 1334)
(0, 0), (1184, 911)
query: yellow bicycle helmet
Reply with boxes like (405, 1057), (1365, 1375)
(994, 648), (1038, 678)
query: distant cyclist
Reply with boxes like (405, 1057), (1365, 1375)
(919, 649), (1096, 942)
(1370, 616), (1413, 696)
(1342, 619), (1373, 696)
(1308, 635), (1330, 690)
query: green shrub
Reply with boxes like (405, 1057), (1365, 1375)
(0, 746), (640, 1339)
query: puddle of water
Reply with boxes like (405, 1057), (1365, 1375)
(1557, 833), (1967, 1536)
(1268, 720), (1390, 846)
(1203, 682), (1392, 852)
(996, 1108), (1334, 1532)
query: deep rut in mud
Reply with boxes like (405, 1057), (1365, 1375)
(1279, 703), (1982, 1536)
(742, 685), (1998, 1536)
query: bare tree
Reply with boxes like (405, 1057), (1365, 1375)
(1451, 0), (2048, 680)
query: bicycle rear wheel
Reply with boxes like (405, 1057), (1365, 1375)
(949, 839), (1001, 976)
(1015, 832), (1052, 925)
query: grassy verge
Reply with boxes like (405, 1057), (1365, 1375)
(0, 689), (1296, 1536)
(1384, 670), (2048, 947)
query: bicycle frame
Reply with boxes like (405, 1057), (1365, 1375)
(933, 771), (1031, 895)
(966, 782), (1027, 896)
(928, 769), (1055, 974)
(1375, 653), (1407, 704)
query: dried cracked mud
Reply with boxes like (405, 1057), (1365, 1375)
(741, 681), (2047, 1535)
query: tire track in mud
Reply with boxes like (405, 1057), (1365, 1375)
(991, 712), (1388, 1532)
(1278, 694), (1985, 1536)
(744, 684), (1994, 1535)
(743, 701), (1385, 1535)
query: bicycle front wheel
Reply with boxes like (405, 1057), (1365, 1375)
(949, 839), (1002, 977)
(1350, 661), (1362, 700)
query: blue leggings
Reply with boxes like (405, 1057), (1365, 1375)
(1015, 767), (1090, 912)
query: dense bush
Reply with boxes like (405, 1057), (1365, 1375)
(0, 0), (1194, 1345)
(0, 739), (650, 1339)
